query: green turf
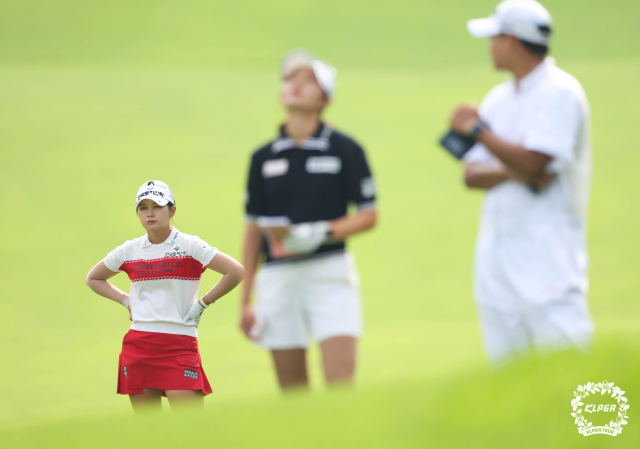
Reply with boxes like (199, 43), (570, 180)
(0, 0), (638, 447)
(3, 338), (638, 448)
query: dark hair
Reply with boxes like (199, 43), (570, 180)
(519, 39), (549, 56)
(519, 24), (551, 56)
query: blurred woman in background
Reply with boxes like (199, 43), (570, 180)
(239, 50), (378, 390)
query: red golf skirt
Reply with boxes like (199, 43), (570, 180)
(117, 329), (212, 396)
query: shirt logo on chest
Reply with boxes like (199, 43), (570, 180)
(262, 159), (290, 178)
(305, 156), (342, 174)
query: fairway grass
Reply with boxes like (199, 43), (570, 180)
(2, 337), (638, 449)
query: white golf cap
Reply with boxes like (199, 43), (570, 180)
(135, 180), (176, 207)
(280, 50), (337, 98)
(467, 0), (553, 46)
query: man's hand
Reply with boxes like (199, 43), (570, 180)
(531, 172), (556, 190)
(450, 104), (480, 135)
(505, 167), (556, 191)
(183, 298), (209, 328)
(282, 221), (330, 254)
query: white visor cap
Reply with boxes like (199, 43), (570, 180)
(280, 50), (337, 98)
(135, 180), (176, 207)
(467, 0), (553, 46)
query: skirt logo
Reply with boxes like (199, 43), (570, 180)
(184, 369), (198, 379)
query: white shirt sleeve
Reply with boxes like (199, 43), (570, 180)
(463, 143), (494, 165)
(104, 243), (126, 272)
(463, 84), (504, 166)
(521, 89), (582, 172)
(189, 236), (219, 267)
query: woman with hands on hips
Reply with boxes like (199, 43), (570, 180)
(86, 180), (244, 411)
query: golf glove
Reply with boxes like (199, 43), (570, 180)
(282, 221), (331, 254)
(183, 297), (209, 328)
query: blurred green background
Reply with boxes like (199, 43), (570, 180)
(0, 0), (638, 447)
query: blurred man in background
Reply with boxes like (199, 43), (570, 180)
(448, 0), (594, 365)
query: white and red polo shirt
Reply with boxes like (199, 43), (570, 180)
(104, 228), (218, 337)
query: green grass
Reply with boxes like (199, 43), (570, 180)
(0, 0), (639, 447)
(3, 339), (638, 448)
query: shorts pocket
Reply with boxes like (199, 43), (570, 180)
(176, 356), (200, 369)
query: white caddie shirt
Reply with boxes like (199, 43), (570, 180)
(104, 228), (218, 337)
(465, 57), (591, 310)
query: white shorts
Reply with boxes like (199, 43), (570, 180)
(252, 251), (362, 350)
(478, 293), (594, 366)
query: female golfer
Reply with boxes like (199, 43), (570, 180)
(86, 180), (244, 411)
(240, 50), (377, 390)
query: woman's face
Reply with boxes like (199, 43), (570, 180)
(137, 199), (175, 232)
(280, 67), (328, 112)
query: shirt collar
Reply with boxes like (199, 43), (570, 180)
(514, 57), (555, 93)
(141, 227), (180, 248)
(271, 122), (333, 153)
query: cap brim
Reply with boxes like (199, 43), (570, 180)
(136, 195), (170, 207)
(310, 59), (336, 98)
(281, 51), (314, 79)
(467, 17), (501, 38)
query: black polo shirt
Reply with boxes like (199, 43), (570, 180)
(245, 122), (376, 263)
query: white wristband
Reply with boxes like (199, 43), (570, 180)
(121, 297), (130, 309)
